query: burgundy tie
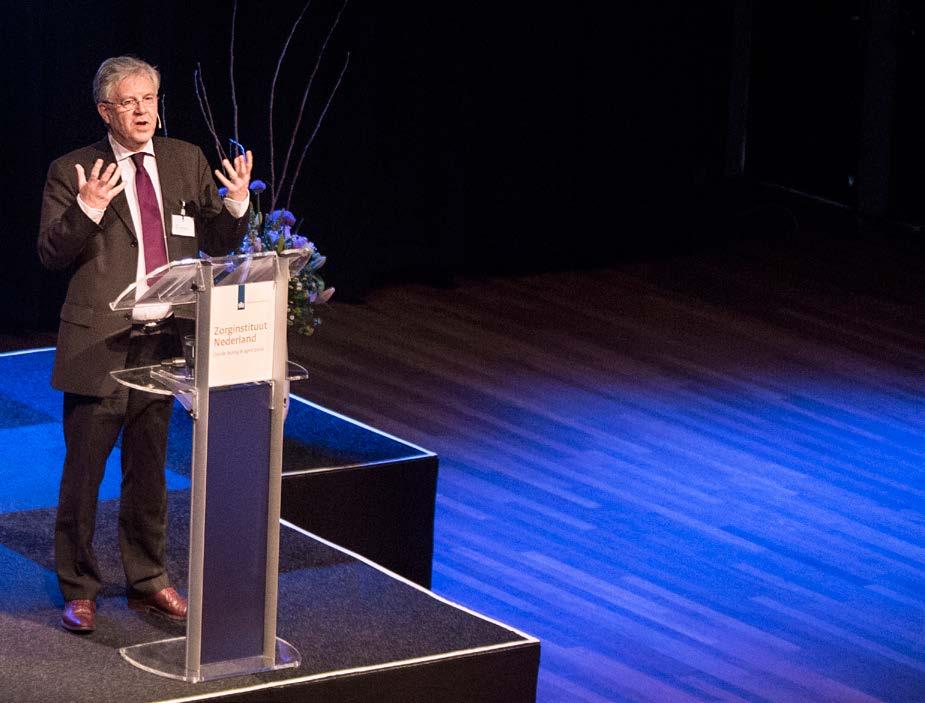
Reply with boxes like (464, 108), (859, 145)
(131, 152), (168, 272)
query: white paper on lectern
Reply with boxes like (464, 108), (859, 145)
(208, 280), (276, 387)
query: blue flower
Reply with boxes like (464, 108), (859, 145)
(218, 186), (229, 198)
(249, 180), (267, 193)
(266, 209), (296, 227)
(290, 234), (309, 249)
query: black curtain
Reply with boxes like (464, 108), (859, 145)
(2, 1), (747, 333)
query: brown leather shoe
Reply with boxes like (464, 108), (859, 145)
(62, 599), (96, 633)
(128, 586), (188, 622)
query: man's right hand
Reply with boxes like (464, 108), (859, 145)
(75, 158), (125, 210)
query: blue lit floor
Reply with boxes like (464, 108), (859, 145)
(285, 238), (925, 703)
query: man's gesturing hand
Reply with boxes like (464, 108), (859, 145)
(76, 159), (125, 210)
(214, 150), (253, 201)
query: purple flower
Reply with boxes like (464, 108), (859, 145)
(240, 235), (265, 254)
(249, 180), (267, 194)
(309, 288), (334, 304)
(218, 186), (229, 198)
(290, 234), (309, 249)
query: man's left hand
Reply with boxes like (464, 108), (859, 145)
(215, 150), (253, 201)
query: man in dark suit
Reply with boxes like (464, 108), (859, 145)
(37, 55), (253, 633)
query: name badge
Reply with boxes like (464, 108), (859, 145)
(171, 214), (195, 237)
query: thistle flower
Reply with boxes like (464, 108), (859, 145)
(249, 179), (267, 193)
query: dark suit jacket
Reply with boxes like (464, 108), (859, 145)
(38, 135), (248, 396)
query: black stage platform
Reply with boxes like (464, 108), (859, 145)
(165, 371), (439, 588)
(0, 349), (539, 702)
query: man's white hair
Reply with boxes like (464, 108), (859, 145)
(93, 55), (160, 103)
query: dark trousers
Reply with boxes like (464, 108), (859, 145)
(55, 326), (180, 601)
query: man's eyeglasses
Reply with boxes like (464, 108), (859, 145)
(102, 95), (158, 112)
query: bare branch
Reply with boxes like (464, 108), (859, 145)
(230, 0), (240, 148)
(194, 64), (227, 164)
(273, 0), (348, 211)
(286, 52), (350, 210)
(269, 0), (313, 208)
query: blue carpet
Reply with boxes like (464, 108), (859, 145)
(0, 422), (190, 513)
(0, 350), (192, 512)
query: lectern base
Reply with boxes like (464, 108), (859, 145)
(119, 636), (301, 683)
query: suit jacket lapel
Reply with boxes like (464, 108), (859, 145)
(153, 137), (187, 261)
(93, 137), (137, 242)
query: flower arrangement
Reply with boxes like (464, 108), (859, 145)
(237, 180), (333, 335)
(192, 0), (349, 335)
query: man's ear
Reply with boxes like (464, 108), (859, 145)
(97, 103), (111, 125)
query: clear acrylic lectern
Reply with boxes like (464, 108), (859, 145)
(108, 248), (315, 683)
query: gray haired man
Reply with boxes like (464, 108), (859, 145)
(38, 55), (253, 632)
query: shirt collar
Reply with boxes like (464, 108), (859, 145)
(108, 133), (155, 162)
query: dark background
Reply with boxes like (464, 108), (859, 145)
(1, 0), (923, 332)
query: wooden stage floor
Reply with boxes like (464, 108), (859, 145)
(288, 232), (924, 703)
